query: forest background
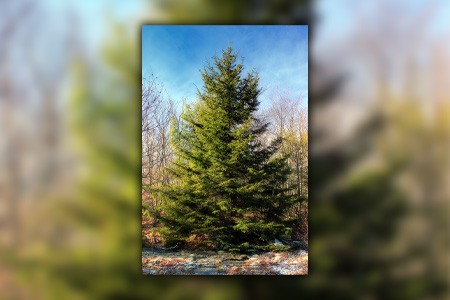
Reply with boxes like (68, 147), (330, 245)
(0, 0), (448, 299)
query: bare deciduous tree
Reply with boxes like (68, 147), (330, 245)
(142, 76), (177, 211)
(266, 91), (308, 241)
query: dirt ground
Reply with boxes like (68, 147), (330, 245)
(142, 248), (308, 275)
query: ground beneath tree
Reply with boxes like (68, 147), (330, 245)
(142, 248), (308, 275)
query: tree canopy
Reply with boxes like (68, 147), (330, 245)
(156, 48), (298, 252)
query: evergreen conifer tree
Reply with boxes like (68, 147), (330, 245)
(157, 48), (296, 252)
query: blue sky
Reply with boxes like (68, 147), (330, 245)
(142, 25), (308, 109)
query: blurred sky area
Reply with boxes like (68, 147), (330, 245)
(40, 0), (146, 50)
(142, 25), (308, 109)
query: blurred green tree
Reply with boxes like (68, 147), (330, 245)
(28, 23), (240, 299)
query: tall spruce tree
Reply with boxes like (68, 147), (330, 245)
(158, 48), (295, 252)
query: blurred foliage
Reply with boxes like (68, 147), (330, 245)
(48, 22), (241, 299)
(0, 0), (449, 299)
(151, 0), (311, 23)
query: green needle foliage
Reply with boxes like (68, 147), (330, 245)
(157, 48), (297, 252)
